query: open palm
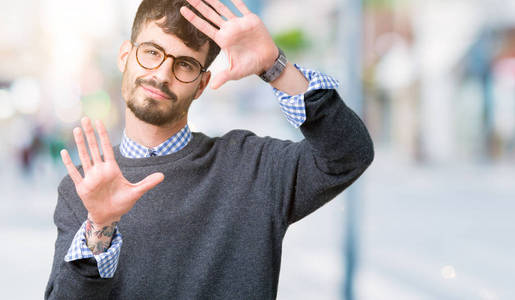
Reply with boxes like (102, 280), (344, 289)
(61, 117), (164, 225)
(181, 0), (279, 89)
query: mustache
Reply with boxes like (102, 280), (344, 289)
(135, 78), (177, 101)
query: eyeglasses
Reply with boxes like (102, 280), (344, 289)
(133, 42), (206, 83)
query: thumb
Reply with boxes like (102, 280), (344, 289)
(211, 69), (231, 90)
(134, 172), (165, 195)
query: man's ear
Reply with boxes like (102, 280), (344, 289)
(117, 40), (133, 72)
(193, 71), (211, 100)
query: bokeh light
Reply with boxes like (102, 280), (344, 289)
(0, 89), (15, 120)
(10, 77), (42, 115)
(440, 265), (457, 280)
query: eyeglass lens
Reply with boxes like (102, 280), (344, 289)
(137, 43), (202, 83)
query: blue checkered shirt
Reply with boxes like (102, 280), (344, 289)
(274, 64), (340, 128)
(65, 65), (339, 278)
(120, 124), (192, 158)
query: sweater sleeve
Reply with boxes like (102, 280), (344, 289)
(264, 87), (374, 227)
(45, 178), (116, 300)
(272, 64), (340, 128)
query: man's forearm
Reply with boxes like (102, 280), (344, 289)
(85, 218), (118, 255)
(270, 62), (309, 96)
(301, 89), (374, 174)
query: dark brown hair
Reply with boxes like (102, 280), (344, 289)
(131, 0), (221, 68)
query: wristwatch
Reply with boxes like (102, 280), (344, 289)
(259, 48), (287, 83)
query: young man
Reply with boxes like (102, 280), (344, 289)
(45, 0), (374, 299)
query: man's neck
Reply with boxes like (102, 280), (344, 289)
(125, 108), (187, 148)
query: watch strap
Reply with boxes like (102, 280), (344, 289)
(259, 48), (287, 83)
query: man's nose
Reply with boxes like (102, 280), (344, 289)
(152, 56), (176, 83)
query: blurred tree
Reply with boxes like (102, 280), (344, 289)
(273, 29), (310, 56)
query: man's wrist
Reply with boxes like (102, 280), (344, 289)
(260, 46), (280, 73)
(259, 47), (286, 83)
(270, 62), (309, 96)
(87, 213), (120, 228)
(85, 217), (119, 255)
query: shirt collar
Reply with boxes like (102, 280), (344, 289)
(119, 124), (192, 158)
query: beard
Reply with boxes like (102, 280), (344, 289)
(124, 76), (197, 126)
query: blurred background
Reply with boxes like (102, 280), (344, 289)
(1, 0), (514, 299)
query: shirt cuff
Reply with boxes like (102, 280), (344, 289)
(273, 64), (340, 128)
(64, 220), (123, 278)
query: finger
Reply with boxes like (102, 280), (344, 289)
(184, 0), (225, 27)
(230, 0), (251, 15)
(180, 6), (218, 41)
(60, 149), (83, 185)
(73, 127), (92, 171)
(202, 0), (236, 19)
(133, 172), (165, 195)
(81, 117), (103, 164)
(95, 120), (115, 162)
(211, 69), (232, 89)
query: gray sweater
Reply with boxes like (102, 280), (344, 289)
(45, 89), (374, 299)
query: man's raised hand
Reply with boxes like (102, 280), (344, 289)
(180, 0), (279, 89)
(60, 117), (164, 226)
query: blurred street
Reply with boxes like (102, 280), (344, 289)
(2, 148), (514, 299)
(357, 151), (515, 300)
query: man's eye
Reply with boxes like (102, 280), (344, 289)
(145, 49), (160, 56)
(177, 61), (194, 71)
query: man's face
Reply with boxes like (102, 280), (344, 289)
(118, 20), (211, 126)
